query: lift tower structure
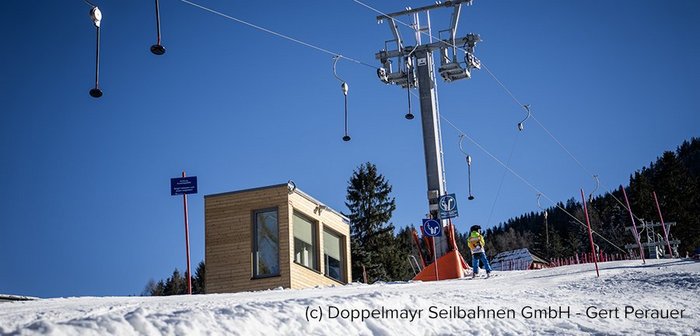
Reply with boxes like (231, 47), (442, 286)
(375, 0), (481, 260)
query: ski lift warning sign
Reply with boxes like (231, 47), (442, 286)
(438, 193), (459, 219)
(422, 219), (442, 237)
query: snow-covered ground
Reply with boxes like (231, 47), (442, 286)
(1, 259), (698, 335)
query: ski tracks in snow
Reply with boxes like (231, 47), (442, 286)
(1, 260), (698, 335)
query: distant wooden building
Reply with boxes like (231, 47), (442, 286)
(205, 182), (351, 293)
(490, 248), (549, 271)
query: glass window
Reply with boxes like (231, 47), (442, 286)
(253, 209), (279, 277)
(323, 229), (345, 282)
(293, 212), (318, 270)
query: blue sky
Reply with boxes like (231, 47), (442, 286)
(1, 0), (698, 298)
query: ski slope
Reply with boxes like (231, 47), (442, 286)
(1, 259), (698, 335)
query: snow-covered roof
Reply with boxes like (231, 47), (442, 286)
(491, 248), (549, 265)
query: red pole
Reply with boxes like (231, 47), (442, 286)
(433, 238), (439, 281)
(621, 186), (645, 264)
(652, 191), (674, 258)
(183, 171), (192, 295)
(581, 189), (600, 277)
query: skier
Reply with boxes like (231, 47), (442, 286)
(468, 225), (492, 278)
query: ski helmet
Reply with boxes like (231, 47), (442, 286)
(470, 225), (481, 233)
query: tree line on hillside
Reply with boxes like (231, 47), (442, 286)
(473, 137), (700, 261)
(346, 138), (700, 283)
(143, 261), (205, 296)
(144, 138), (699, 291)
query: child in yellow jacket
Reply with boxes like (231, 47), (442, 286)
(468, 225), (493, 278)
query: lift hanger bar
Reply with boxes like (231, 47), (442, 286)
(376, 0), (472, 21)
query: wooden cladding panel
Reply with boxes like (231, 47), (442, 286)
(290, 263), (342, 289)
(288, 193), (352, 287)
(205, 185), (352, 293)
(205, 185), (291, 293)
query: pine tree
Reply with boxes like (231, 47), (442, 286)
(456, 229), (472, 262)
(650, 150), (700, 253)
(391, 226), (417, 281)
(344, 162), (397, 283)
(595, 195), (628, 255)
(193, 261), (206, 294)
(676, 138), (700, 178)
(142, 279), (162, 296)
(156, 280), (166, 296)
(546, 230), (568, 260)
(143, 260), (206, 296)
(164, 269), (186, 295)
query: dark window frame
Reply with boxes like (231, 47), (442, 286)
(292, 210), (320, 272)
(322, 226), (346, 283)
(251, 207), (280, 279)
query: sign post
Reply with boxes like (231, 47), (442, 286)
(171, 172), (198, 295)
(422, 219), (442, 281)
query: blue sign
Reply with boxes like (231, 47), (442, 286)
(422, 219), (442, 237)
(171, 176), (198, 195)
(438, 193), (459, 219)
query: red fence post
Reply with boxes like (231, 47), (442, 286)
(581, 189), (600, 277)
(621, 186), (646, 264)
(653, 191), (674, 258)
